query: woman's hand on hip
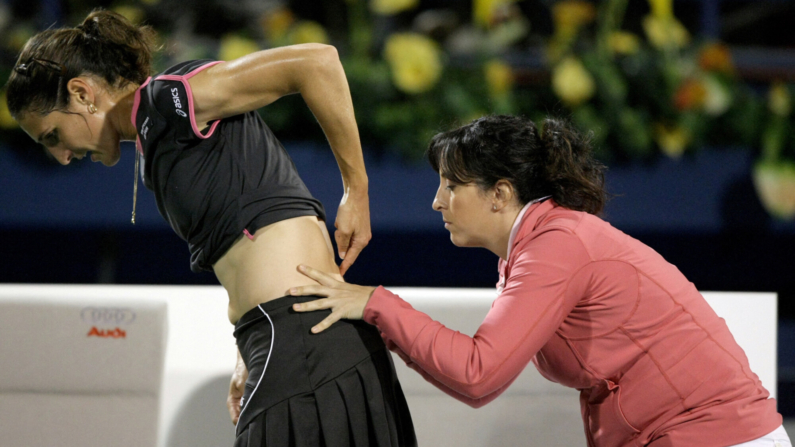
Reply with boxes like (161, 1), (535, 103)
(227, 349), (249, 425)
(289, 264), (376, 333)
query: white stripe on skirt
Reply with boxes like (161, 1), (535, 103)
(235, 305), (275, 432)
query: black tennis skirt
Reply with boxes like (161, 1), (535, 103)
(233, 295), (416, 447)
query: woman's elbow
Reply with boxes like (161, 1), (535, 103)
(314, 44), (343, 73)
(295, 43), (340, 69)
(460, 382), (498, 402)
(461, 389), (500, 409)
(313, 43), (339, 59)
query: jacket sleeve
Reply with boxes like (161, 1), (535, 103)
(384, 338), (520, 408)
(363, 227), (590, 403)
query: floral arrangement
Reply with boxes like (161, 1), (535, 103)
(541, 0), (795, 218)
(0, 0), (794, 219)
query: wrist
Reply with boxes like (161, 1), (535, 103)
(362, 286), (382, 324)
(342, 175), (369, 195)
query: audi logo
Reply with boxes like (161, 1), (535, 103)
(80, 307), (137, 325)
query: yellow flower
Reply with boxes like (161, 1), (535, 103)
(218, 34), (260, 62)
(484, 59), (514, 97)
(370, 0), (418, 15)
(474, 0), (519, 28)
(768, 82), (791, 117)
(608, 31), (640, 55)
(753, 161), (795, 220)
(288, 21), (329, 45)
(648, 0), (673, 19)
(552, 1), (597, 35)
(383, 33), (443, 94)
(262, 7), (295, 42)
(112, 5), (145, 24)
(653, 123), (691, 158)
(642, 15), (690, 49)
(551, 57), (595, 106)
(0, 91), (19, 129)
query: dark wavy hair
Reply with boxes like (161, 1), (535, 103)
(427, 115), (607, 215)
(5, 9), (157, 118)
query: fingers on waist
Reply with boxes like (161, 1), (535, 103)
(292, 297), (332, 311)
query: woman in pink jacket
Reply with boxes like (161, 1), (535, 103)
(288, 115), (790, 447)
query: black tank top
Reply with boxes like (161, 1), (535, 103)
(132, 60), (326, 272)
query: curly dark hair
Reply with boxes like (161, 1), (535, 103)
(5, 9), (157, 118)
(427, 115), (607, 215)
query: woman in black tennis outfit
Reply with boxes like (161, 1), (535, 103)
(5, 10), (415, 447)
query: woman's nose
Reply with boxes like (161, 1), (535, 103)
(51, 147), (73, 165)
(432, 188), (445, 211)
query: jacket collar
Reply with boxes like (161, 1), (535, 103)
(506, 197), (555, 260)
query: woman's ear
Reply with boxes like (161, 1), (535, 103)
(65, 77), (96, 108)
(493, 179), (516, 209)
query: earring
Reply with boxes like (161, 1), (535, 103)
(87, 103), (97, 114)
(493, 204), (497, 211)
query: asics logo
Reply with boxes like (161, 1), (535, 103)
(172, 87), (188, 117)
(141, 116), (151, 140)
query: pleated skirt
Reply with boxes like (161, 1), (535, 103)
(233, 295), (416, 447)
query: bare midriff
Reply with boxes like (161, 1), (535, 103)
(213, 215), (340, 324)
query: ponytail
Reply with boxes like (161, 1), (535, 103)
(427, 115), (607, 215)
(5, 9), (157, 118)
(75, 10), (156, 86)
(539, 118), (606, 215)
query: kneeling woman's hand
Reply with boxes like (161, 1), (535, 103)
(289, 264), (377, 334)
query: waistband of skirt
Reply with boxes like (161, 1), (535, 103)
(234, 295), (322, 336)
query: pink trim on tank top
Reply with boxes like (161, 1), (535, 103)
(155, 61), (224, 140)
(131, 77), (152, 156)
(244, 229), (255, 240)
(131, 76), (152, 129)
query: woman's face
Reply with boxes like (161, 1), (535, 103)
(432, 173), (495, 248)
(17, 87), (122, 167)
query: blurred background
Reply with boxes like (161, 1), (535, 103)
(1, 0), (794, 425)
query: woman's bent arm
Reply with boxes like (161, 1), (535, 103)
(363, 229), (590, 399)
(188, 44), (370, 274)
(291, 228), (591, 400)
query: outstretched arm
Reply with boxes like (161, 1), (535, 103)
(287, 265), (527, 407)
(188, 44), (371, 275)
(290, 229), (590, 401)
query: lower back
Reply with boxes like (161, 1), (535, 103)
(213, 216), (339, 323)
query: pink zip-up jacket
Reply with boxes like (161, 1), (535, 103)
(363, 199), (781, 447)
